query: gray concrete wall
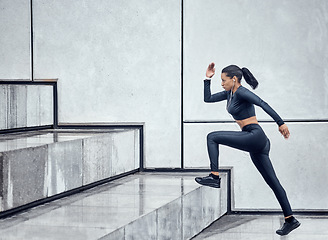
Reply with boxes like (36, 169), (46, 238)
(183, 0), (328, 211)
(33, 0), (182, 168)
(1, 0), (327, 212)
(184, 123), (328, 211)
(183, 0), (328, 121)
(0, 0), (31, 79)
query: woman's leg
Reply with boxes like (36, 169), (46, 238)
(203, 128), (300, 235)
(249, 139), (293, 217)
(196, 130), (261, 188)
(207, 130), (266, 172)
(250, 140), (300, 235)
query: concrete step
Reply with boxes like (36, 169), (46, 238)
(0, 84), (54, 130)
(0, 172), (228, 240)
(0, 129), (140, 212)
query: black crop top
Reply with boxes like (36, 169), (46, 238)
(204, 80), (284, 126)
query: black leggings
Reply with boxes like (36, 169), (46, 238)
(207, 124), (293, 217)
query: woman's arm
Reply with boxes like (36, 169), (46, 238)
(239, 88), (284, 125)
(203, 62), (228, 102)
(204, 80), (228, 102)
(239, 88), (290, 138)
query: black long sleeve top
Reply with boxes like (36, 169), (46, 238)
(204, 80), (284, 126)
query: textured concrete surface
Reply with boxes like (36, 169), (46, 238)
(2, 0), (327, 172)
(0, 146), (47, 210)
(193, 214), (328, 240)
(0, 85), (53, 130)
(1, 0), (327, 215)
(0, 129), (140, 212)
(183, 0), (328, 121)
(47, 140), (83, 195)
(82, 134), (112, 185)
(184, 122), (328, 211)
(110, 130), (137, 176)
(33, 0), (182, 168)
(0, 0), (31, 79)
(0, 172), (228, 240)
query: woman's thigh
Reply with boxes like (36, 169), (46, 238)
(207, 130), (266, 153)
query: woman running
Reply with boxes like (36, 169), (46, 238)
(195, 63), (300, 236)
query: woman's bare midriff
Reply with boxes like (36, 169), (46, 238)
(236, 116), (259, 129)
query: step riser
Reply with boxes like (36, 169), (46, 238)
(0, 85), (54, 131)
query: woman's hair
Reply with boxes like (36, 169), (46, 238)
(221, 65), (258, 89)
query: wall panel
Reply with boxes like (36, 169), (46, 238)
(0, 0), (31, 79)
(33, 0), (181, 168)
(184, 122), (328, 210)
(183, 0), (328, 121)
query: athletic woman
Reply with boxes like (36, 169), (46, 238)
(195, 63), (300, 236)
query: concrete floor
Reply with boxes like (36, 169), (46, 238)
(192, 214), (328, 240)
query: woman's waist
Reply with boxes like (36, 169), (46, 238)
(235, 116), (259, 130)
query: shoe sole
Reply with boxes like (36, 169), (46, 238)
(194, 179), (220, 188)
(276, 222), (301, 236)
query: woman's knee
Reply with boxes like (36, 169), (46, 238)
(207, 131), (219, 143)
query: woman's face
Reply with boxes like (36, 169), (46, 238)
(221, 72), (235, 91)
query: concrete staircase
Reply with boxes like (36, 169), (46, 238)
(0, 128), (140, 212)
(0, 81), (228, 239)
(0, 172), (228, 240)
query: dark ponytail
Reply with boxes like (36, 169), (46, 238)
(241, 67), (258, 89)
(222, 65), (259, 90)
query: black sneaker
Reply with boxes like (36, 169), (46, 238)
(276, 218), (300, 236)
(195, 174), (221, 188)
